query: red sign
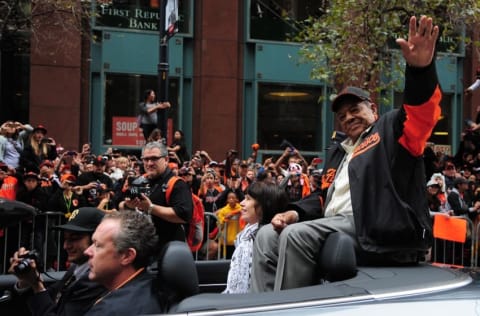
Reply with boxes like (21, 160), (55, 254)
(112, 116), (145, 146)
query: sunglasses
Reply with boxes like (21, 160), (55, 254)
(141, 156), (165, 163)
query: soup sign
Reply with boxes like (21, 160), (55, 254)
(112, 116), (145, 146)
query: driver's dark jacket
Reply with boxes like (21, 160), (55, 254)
(27, 264), (106, 316)
(317, 63), (441, 255)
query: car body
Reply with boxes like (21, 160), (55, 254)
(1, 252), (479, 315)
(174, 260), (479, 315)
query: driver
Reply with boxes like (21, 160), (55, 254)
(8, 207), (107, 316)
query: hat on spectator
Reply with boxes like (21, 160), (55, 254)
(93, 155), (107, 165)
(40, 160), (54, 169)
(55, 207), (104, 233)
(33, 124), (47, 134)
(209, 161), (218, 167)
(23, 171), (39, 181)
(61, 174), (76, 184)
(331, 86), (371, 112)
(453, 177), (468, 187)
(426, 179), (440, 188)
(311, 169), (323, 177)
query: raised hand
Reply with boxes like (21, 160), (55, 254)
(396, 15), (439, 68)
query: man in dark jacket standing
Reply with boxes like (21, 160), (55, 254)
(251, 15), (441, 291)
(9, 207), (107, 316)
(124, 141), (193, 251)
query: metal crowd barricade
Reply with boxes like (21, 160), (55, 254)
(36, 212), (65, 271)
(432, 214), (475, 268)
(194, 212), (220, 261)
(1, 211), (65, 274)
(474, 220), (480, 268)
(1, 220), (32, 274)
(217, 214), (242, 260)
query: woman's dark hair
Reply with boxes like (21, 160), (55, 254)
(246, 181), (288, 225)
(143, 89), (155, 102)
(175, 130), (184, 138)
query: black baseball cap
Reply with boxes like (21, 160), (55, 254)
(453, 177), (468, 187)
(331, 86), (371, 112)
(55, 207), (105, 233)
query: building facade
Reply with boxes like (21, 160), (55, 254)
(1, 0), (479, 161)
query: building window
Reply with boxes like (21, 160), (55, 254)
(257, 83), (322, 152)
(249, 0), (324, 41)
(103, 73), (179, 146)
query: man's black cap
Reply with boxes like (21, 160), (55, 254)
(55, 207), (104, 233)
(93, 155), (107, 165)
(331, 86), (371, 112)
(453, 177), (468, 187)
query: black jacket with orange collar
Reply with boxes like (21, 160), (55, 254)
(320, 62), (442, 257)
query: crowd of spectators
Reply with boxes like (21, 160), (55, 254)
(424, 113), (480, 265)
(2, 113), (479, 271)
(0, 119), (323, 271)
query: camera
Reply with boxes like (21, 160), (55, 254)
(125, 176), (151, 199)
(40, 138), (52, 145)
(14, 250), (42, 275)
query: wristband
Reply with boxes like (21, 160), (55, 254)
(147, 203), (154, 216)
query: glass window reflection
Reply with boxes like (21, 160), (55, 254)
(250, 0), (323, 41)
(257, 83), (322, 151)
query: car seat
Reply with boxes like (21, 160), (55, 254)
(157, 241), (199, 310)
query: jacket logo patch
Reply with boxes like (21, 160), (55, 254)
(352, 132), (380, 159)
(321, 168), (336, 190)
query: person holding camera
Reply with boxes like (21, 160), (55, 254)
(19, 125), (57, 174)
(76, 156), (114, 207)
(0, 120), (33, 170)
(8, 207), (107, 316)
(123, 141), (193, 251)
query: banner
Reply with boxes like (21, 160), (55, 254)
(112, 116), (145, 146)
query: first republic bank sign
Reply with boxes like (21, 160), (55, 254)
(95, 0), (179, 32)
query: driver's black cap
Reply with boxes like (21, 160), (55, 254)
(54, 207), (104, 233)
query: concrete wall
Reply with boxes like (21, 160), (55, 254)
(29, 3), (83, 151)
(192, 0), (244, 159)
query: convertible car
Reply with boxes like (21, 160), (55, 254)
(1, 234), (479, 316)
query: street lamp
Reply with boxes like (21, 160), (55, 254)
(157, 0), (178, 142)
